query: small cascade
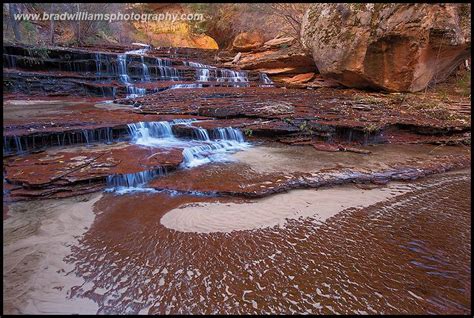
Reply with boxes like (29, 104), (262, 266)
(171, 118), (196, 125)
(117, 48), (153, 98)
(3, 127), (121, 156)
(193, 127), (210, 141)
(141, 56), (150, 81)
(260, 73), (274, 87)
(4, 54), (17, 68)
(117, 54), (131, 83)
(125, 121), (250, 169)
(128, 121), (175, 142)
(213, 127), (245, 142)
(157, 66), (180, 80)
(216, 69), (249, 83)
(170, 83), (203, 89)
(183, 61), (214, 68)
(4, 135), (26, 155)
(95, 53), (101, 76)
(197, 68), (210, 82)
(155, 57), (179, 80)
(181, 138), (249, 168)
(106, 167), (166, 188)
(181, 127), (249, 168)
(126, 86), (147, 99)
(125, 45), (150, 55)
(157, 58), (172, 67)
(184, 61), (248, 85)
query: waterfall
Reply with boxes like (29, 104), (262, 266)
(171, 118), (197, 125)
(184, 61), (248, 85)
(213, 127), (245, 142)
(155, 58), (179, 80)
(181, 127), (249, 168)
(157, 58), (172, 67)
(184, 61), (214, 68)
(197, 68), (210, 82)
(128, 121), (175, 143)
(170, 83), (203, 89)
(216, 69), (248, 83)
(3, 127), (118, 156)
(181, 138), (249, 168)
(141, 56), (150, 81)
(126, 86), (146, 99)
(126, 121), (249, 169)
(95, 53), (101, 76)
(193, 128), (210, 141)
(157, 66), (180, 80)
(117, 48), (153, 98)
(260, 73), (274, 87)
(117, 54), (131, 83)
(106, 167), (166, 188)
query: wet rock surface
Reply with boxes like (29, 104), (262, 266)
(149, 144), (470, 197)
(56, 170), (470, 314)
(4, 144), (183, 200)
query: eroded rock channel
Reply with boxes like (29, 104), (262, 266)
(3, 43), (471, 314)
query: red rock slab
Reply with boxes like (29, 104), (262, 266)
(149, 154), (470, 198)
(149, 163), (294, 197)
(281, 72), (316, 84)
(4, 144), (183, 187)
(3, 97), (199, 137)
(123, 87), (469, 134)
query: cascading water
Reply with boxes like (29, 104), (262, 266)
(95, 53), (102, 76)
(184, 62), (248, 86)
(3, 127), (119, 156)
(193, 128), (210, 141)
(117, 47), (154, 98)
(183, 61), (214, 68)
(141, 56), (150, 81)
(117, 55), (131, 83)
(180, 126), (249, 168)
(154, 57), (180, 80)
(213, 127), (245, 142)
(127, 121), (175, 143)
(157, 66), (180, 80)
(126, 121), (250, 170)
(106, 167), (166, 188)
(197, 68), (210, 82)
(260, 73), (274, 87)
(216, 69), (249, 84)
(157, 58), (172, 67)
(170, 84), (203, 89)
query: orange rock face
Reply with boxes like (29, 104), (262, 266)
(282, 72), (315, 84)
(232, 32), (265, 52)
(301, 3), (471, 92)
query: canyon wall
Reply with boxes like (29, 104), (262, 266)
(301, 3), (471, 92)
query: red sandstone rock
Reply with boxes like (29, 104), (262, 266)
(232, 32), (265, 52)
(263, 37), (296, 49)
(301, 3), (471, 92)
(4, 145), (184, 200)
(282, 73), (315, 84)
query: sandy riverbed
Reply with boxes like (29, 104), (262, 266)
(3, 193), (101, 314)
